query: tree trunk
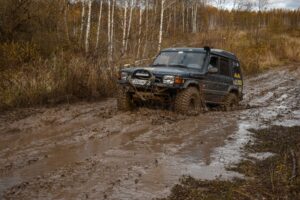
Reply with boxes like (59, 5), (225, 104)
(192, 3), (198, 33)
(122, 1), (128, 55)
(107, 0), (111, 60)
(64, 0), (70, 44)
(125, 0), (134, 54)
(110, 0), (115, 62)
(85, 0), (92, 54)
(95, 0), (103, 50)
(79, 0), (86, 44)
(182, 1), (185, 33)
(137, 1), (143, 59)
(142, 0), (149, 58)
(158, 0), (165, 52)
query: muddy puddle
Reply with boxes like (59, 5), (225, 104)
(0, 65), (299, 199)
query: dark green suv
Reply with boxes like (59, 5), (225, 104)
(117, 47), (243, 114)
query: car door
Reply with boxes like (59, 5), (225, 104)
(203, 55), (232, 103)
(218, 57), (233, 97)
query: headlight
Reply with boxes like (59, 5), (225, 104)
(163, 75), (175, 84)
(120, 72), (128, 80)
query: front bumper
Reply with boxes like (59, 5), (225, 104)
(118, 81), (182, 102)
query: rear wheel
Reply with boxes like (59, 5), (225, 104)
(117, 89), (134, 111)
(175, 87), (204, 115)
(223, 93), (238, 111)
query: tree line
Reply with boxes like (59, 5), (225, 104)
(0, 0), (299, 68)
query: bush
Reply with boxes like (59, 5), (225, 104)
(0, 42), (39, 69)
(0, 54), (118, 110)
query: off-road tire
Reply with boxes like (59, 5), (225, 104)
(175, 87), (204, 115)
(117, 89), (134, 111)
(223, 93), (238, 111)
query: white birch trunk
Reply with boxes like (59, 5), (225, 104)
(142, 0), (149, 58)
(107, 0), (111, 60)
(64, 0), (70, 43)
(80, 0), (86, 43)
(125, 0), (134, 53)
(192, 3), (198, 33)
(137, 2), (143, 59)
(95, 0), (103, 50)
(110, 0), (115, 62)
(85, 0), (92, 54)
(158, 0), (165, 52)
(122, 1), (128, 55)
(182, 1), (185, 33)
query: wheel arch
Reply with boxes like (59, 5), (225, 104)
(183, 80), (200, 90)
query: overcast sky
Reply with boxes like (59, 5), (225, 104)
(210, 0), (300, 10)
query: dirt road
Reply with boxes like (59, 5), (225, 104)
(0, 65), (299, 200)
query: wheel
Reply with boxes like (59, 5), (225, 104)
(175, 87), (204, 115)
(117, 88), (134, 111)
(223, 93), (238, 111)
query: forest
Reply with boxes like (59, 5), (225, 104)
(0, 0), (299, 110)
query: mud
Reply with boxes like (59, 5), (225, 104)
(0, 64), (299, 199)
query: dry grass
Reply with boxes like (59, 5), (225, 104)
(0, 54), (118, 110)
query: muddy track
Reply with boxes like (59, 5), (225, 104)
(0, 65), (299, 200)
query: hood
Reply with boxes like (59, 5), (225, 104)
(122, 66), (205, 77)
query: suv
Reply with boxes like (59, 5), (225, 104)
(117, 47), (243, 114)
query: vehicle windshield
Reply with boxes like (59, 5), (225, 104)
(152, 51), (206, 69)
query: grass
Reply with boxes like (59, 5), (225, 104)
(0, 53), (118, 111)
(159, 126), (300, 200)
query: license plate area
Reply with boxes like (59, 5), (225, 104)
(131, 79), (148, 86)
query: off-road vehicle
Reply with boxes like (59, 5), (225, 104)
(117, 47), (243, 114)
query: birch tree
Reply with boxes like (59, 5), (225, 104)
(107, 0), (111, 60)
(125, 0), (134, 54)
(136, 0), (143, 59)
(110, 0), (115, 61)
(121, 0), (128, 55)
(79, 0), (86, 43)
(107, 0), (115, 62)
(182, 1), (185, 32)
(64, 0), (70, 43)
(158, 0), (165, 52)
(192, 1), (198, 33)
(142, 0), (149, 58)
(95, 0), (103, 50)
(85, 0), (92, 54)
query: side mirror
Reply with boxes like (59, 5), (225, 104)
(208, 64), (218, 73)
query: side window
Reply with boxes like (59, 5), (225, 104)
(219, 58), (231, 77)
(209, 56), (219, 68)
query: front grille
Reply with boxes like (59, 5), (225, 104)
(154, 77), (162, 83)
(132, 69), (152, 79)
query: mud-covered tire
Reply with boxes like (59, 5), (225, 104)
(223, 93), (239, 111)
(175, 87), (204, 115)
(117, 89), (134, 111)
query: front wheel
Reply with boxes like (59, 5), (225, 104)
(223, 93), (239, 111)
(175, 87), (204, 115)
(117, 89), (135, 111)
